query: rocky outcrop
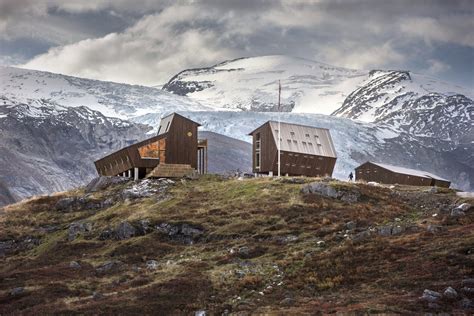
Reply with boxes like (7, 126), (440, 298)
(301, 182), (360, 203)
(85, 176), (130, 193)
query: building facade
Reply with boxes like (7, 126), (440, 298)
(248, 121), (337, 177)
(94, 113), (207, 179)
(355, 161), (450, 187)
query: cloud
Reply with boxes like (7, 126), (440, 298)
(12, 0), (474, 87)
(425, 59), (451, 75)
(399, 16), (474, 48)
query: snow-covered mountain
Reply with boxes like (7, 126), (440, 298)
(162, 55), (473, 118)
(163, 55), (367, 114)
(0, 66), (214, 119)
(0, 55), (473, 204)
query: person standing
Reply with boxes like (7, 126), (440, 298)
(349, 172), (354, 181)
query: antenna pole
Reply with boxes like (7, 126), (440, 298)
(278, 80), (281, 178)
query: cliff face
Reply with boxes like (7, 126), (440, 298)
(0, 176), (472, 314)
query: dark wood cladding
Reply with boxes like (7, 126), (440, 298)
(355, 162), (450, 188)
(251, 122), (277, 173)
(94, 113), (201, 178)
(249, 121), (337, 177)
(164, 113), (198, 169)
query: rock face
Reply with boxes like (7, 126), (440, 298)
(0, 99), (149, 204)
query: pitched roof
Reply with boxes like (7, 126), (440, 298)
(265, 121), (337, 158)
(369, 162), (449, 182)
(157, 112), (201, 135)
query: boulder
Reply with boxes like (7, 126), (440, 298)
(155, 222), (204, 244)
(10, 287), (24, 296)
(455, 203), (472, 212)
(99, 228), (115, 240)
(115, 221), (136, 240)
(68, 221), (92, 241)
(345, 221), (356, 230)
(421, 289), (442, 303)
(55, 196), (103, 212)
(85, 176), (129, 193)
(136, 219), (153, 235)
(460, 298), (474, 309)
(301, 182), (360, 203)
(69, 261), (81, 269)
(378, 226), (392, 237)
(195, 310), (206, 316)
(462, 278), (474, 287)
(146, 260), (159, 270)
(443, 286), (458, 299)
(451, 209), (466, 217)
(96, 260), (123, 273)
(301, 182), (338, 198)
(352, 230), (371, 242)
(280, 297), (295, 306)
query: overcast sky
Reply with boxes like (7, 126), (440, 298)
(1, 0), (473, 88)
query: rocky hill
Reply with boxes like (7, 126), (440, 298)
(0, 176), (472, 314)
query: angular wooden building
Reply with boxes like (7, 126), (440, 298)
(248, 121), (337, 177)
(355, 161), (450, 188)
(94, 113), (207, 179)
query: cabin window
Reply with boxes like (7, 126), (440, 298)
(314, 135), (321, 145)
(255, 152), (261, 169)
(157, 126), (161, 134)
(165, 121), (171, 132)
(255, 133), (261, 150)
(138, 139), (166, 160)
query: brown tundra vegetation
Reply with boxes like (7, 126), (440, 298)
(0, 175), (473, 314)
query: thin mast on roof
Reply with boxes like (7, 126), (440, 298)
(278, 80), (281, 178)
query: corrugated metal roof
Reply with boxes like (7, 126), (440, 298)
(268, 121), (337, 158)
(370, 162), (449, 181)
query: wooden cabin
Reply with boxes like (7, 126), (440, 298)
(94, 113), (207, 179)
(248, 121), (337, 177)
(355, 161), (450, 188)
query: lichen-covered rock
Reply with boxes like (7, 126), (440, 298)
(10, 287), (24, 296)
(68, 221), (92, 241)
(146, 260), (159, 270)
(443, 286), (458, 299)
(115, 221), (136, 240)
(155, 222), (205, 244)
(301, 182), (360, 203)
(301, 182), (338, 198)
(420, 289), (442, 303)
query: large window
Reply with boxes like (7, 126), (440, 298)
(138, 139), (166, 161)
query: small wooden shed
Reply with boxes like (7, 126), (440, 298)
(248, 121), (337, 177)
(355, 161), (450, 188)
(94, 113), (207, 179)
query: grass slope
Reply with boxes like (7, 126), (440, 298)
(0, 176), (472, 314)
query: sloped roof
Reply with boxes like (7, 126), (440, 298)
(157, 112), (201, 135)
(266, 121), (337, 158)
(370, 162), (449, 182)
